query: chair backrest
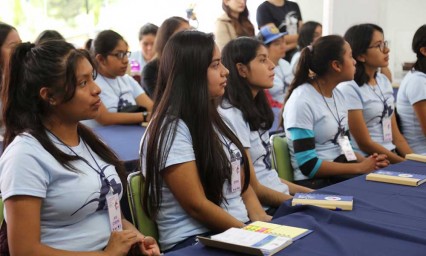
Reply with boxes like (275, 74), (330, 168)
(270, 132), (294, 182)
(127, 171), (158, 240)
(0, 195), (3, 228)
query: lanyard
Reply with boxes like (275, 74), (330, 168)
(368, 82), (390, 119)
(316, 81), (345, 136)
(46, 129), (113, 190)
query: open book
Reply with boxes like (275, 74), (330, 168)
(198, 222), (312, 256)
(366, 170), (426, 186)
(292, 193), (353, 210)
(405, 153), (426, 163)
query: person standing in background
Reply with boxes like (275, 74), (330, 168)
(130, 23), (158, 84)
(256, 0), (303, 62)
(214, 0), (255, 50)
(397, 24), (426, 155)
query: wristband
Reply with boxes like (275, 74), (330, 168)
(142, 111), (148, 122)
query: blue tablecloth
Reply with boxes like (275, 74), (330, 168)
(167, 160), (426, 256)
(93, 125), (145, 162)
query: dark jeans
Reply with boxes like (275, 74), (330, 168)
(163, 231), (215, 253)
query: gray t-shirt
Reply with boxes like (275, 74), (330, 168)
(338, 73), (396, 154)
(140, 119), (249, 250)
(218, 103), (290, 201)
(397, 70), (426, 154)
(284, 83), (349, 180)
(83, 74), (145, 128)
(0, 133), (122, 251)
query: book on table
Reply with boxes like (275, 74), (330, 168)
(366, 170), (426, 186)
(405, 153), (426, 163)
(291, 193), (353, 211)
(197, 221), (312, 256)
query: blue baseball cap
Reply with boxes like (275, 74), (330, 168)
(259, 24), (288, 45)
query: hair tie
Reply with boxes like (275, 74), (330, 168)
(307, 45), (313, 52)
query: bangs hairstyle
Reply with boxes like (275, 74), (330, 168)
(286, 35), (346, 102)
(344, 23), (384, 86)
(221, 37), (274, 131)
(142, 30), (250, 218)
(412, 24), (426, 73)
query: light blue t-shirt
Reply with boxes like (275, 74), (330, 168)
(270, 59), (294, 104)
(338, 73), (396, 154)
(140, 120), (249, 250)
(0, 133), (122, 251)
(397, 70), (426, 154)
(290, 51), (301, 75)
(218, 103), (290, 205)
(83, 74), (145, 128)
(284, 83), (350, 180)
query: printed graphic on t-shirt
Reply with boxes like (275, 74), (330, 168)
(71, 164), (122, 215)
(278, 11), (299, 34)
(255, 130), (272, 170)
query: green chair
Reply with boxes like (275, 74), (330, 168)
(127, 171), (158, 240)
(0, 195), (3, 228)
(270, 132), (294, 182)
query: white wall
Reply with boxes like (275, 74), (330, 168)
(323, 0), (426, 83)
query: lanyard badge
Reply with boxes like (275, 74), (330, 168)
(107, 187), (123, 231)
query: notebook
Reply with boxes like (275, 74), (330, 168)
(292, 193), (353, 210)
(366, 170), (426, 186)
(198, 227), (292, 256)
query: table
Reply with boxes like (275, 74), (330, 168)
(167, 160), (426, 256)
(93, 124), (146, 163)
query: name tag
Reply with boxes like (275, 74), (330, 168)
(231, 160), (242, 193)
(382, 117), (393, 142)
(338, 135), (357, 161)
(107, 190), (123, 232)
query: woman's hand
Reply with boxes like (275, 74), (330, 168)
(104, 230), (142, 256)
(371, 153), (390, 169)
(138, 236), (161, 256)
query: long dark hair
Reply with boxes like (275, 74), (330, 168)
(412, 24), (426, 74)
(154, 16), (189, 60)
(221, 37), (274, 131)
(1, 40), (127, 184)
(142, 31), (250, 218)
(285, 35), (346, 102)
(222, 0), (254, 37)
(298, 21), (322, 49)
(0, 22), (16, 83)
(344, 23), (383, 86)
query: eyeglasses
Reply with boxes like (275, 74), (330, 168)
(368, 41), (389, 53)
(108, 51), (131, 60)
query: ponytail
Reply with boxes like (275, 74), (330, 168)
(2, 42), (38, 148)
(412, 24), (426, 74)
(285, 46), (312, 102)
(285, 35), (345, 103)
